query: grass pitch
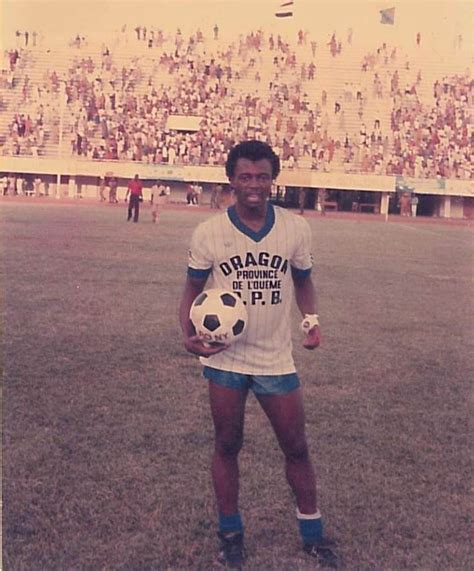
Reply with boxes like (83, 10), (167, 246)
(1, 201), (473, 570)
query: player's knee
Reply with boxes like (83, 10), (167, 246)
(215, 431), (243, 457)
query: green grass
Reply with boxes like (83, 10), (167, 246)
(1, 201), (473, 570)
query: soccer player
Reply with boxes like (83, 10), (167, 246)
(179, 140), (339, 569)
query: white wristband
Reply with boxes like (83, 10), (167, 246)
(300, 314), (320, 333)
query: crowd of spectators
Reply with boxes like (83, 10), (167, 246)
(387, 74), (472, 179)
(0, 25), (471, 180)
(1, 50), (60, 157)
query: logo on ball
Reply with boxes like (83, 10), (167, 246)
(190, 288), (248, 345)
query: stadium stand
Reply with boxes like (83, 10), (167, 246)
(0, 25), (472, 216)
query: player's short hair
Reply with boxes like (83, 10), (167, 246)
(225, 140), (280, 179)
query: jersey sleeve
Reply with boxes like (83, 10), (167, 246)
(187, 222), (213, 279)
(290, 217), (313, 279)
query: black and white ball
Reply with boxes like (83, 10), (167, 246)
(190, 288), (248, 345)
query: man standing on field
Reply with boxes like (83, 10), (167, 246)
(410, 193), (419, 217)
(150, 181), (166, 223)
(125, 174), (143, 223)
(179, 140), (338, 569)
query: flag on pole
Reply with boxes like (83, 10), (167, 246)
(380, 7), (395, 25)
(275, 0), (294, 18)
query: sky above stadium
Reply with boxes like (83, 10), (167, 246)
(1, 0), (471, 50)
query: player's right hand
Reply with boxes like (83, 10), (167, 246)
(183, 335), (228, 357)
(303, 325), (322, 350)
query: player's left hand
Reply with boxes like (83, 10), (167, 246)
(303, 326), (321, 350)
(184, 334), (229, 357)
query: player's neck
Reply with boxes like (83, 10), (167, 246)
(234, 202), (268, 229)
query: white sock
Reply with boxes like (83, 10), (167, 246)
(296, 507), (322, 520)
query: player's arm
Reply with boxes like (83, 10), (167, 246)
(292, 273), (321, 350)
(179, 276), (228, 357)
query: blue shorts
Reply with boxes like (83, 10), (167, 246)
(203, 366), (300, 395)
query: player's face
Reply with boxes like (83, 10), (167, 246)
(230, 158), (273, 211)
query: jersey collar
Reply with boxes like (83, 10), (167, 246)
(227, 203), (275, 242)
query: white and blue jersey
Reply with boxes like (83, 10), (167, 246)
(187, 203), (313, 375)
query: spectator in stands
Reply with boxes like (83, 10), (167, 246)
(8, 49), (19, 71)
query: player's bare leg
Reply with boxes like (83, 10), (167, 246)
(256, 388), (317, 513)
(209, 382), (248, 568)
(257, 389), (339, 567)
(209, 382), (248, 515)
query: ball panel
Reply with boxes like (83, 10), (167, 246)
(193, 292), (208, 306)
(232, 319), (245, 336)
(221, 293), (237, 307)
(203, 314), (221, 332)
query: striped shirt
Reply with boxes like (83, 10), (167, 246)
(187, 203), (313, 375)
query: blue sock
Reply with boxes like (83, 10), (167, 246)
(219, 512), (243, 535)
(298, 512), (323, 544)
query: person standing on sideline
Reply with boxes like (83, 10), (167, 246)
(210, 183), (222, 209)
(150, 181), (166, 223)
(98, 176), (106, 201)
(179, 140), (339, 569)
(33, 176), (42, 197)
(193, 182), (202, 205)
(108, 175), (119, 203)
(298, 186), (306, 215)
(410, 193), (419, 217)
(125, 174), (143, 222)
(186, 182), (195, 205)
(1, 175), (9, 196)
(399, 192), (411, 217)
(318, 188), (327, 216)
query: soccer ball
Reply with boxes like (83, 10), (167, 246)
(190, 288), (248, 345)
